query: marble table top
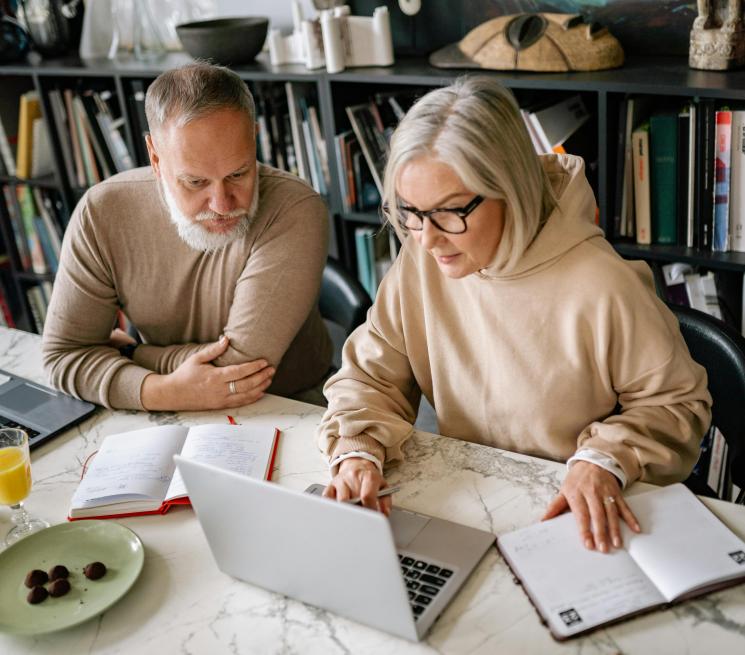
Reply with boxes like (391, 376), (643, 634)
(1, 327), (744, 654)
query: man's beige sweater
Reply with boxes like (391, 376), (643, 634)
(318, 155), (711, 486)
(42, 165), (332, 409)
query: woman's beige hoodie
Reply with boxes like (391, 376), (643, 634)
(318, 155), (711, 485)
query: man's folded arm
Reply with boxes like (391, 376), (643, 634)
(42, 199), (153, 410)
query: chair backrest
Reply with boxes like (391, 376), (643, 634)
(319, 258), (372, 338)
(668, 303), (745, 501)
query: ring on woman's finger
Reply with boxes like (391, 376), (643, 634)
(228, 380), (237, 395)
(603, 496), (617, 507)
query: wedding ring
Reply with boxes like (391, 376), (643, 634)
(603, 496), (616, 506)
(228, 380), (237, 395)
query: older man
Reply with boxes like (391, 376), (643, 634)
(42, 63), (332, 410)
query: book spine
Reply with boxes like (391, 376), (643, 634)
(676, 109), (690, 247)
(16, 93), (40, 180)
(713, 110), (732, 251)
(632, 127), (651, 245)
(729, 111), (745, 252)
(16, 185), (48, 274)
(686, 103), (697, 248)
(697, 99), (716, 250)
(2, 184), (31, 270)
(0, 109), (16, 176)
(650, 114), (678, 244)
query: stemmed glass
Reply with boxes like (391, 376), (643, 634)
(0, 428), (48, 546)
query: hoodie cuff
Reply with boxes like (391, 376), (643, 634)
(329, 434), (386, 471)
(568, 448), (628, 489)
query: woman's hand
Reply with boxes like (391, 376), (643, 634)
(541, 461), (640, 552)
(323, 457), (392, 516)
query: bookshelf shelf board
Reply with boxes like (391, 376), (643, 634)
(17, 271), (55, 283)
(342, 211), (383, 226)
(614, 243), (745, 272)
(0, 174), (60, 189)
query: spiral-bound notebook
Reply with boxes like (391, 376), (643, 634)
(497, 483), (745, 641)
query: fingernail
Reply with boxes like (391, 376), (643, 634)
(613, 536), (621, 548)
(585, 538), (594, 550)
(599, 541), (607, 553)
(220, 335), (228, 343)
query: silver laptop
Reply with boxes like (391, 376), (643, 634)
(175, 456), (494, 641)
(0, 368), (96, 449)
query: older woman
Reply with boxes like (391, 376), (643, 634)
(318, 76), (711, 552)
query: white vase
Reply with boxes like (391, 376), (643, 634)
(78, 0), (114, 59)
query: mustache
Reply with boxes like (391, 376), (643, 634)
(194, 209), (248, 222)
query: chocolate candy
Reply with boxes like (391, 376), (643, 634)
(48, 578), (71, 597)
(83, 562), (107, 580)
(48, 565), (69, 581)
(26, 586), (48, 604)
(24, 569), (48, 588)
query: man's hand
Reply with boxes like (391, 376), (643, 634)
(542, 461), (641, 552)
(323, 457), (391, 516)
(140, 336), (275, 411)
(109, 328), (136, 349)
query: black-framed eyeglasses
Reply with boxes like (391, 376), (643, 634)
(384, 195), (485, 234)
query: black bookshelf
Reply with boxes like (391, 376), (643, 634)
(2, 52), (745, 333)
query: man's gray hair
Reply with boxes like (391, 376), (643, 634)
(383, 76), (557, 274)
(145, 62), (256, 134)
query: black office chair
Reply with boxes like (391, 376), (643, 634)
(669, 304), (745, 504)
(319, 257), (372, 368)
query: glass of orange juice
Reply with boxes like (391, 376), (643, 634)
(1, 428), (48, 546)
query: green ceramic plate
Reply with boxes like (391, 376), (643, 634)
(0, 520), (144, 635)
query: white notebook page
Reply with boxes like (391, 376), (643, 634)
(499, 512), (664, 638)
(166, 423), (277, 501)
(625, 484), (745, 601)
(71, 425), (188, 508)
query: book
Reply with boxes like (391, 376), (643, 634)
(528, 95), (590, 153)
(68, 422), (281, 520)
(684, 271), (723, 319)
(30, 116), (53, 178)
(48, 89), (77, 186)
(729, 110), (745, 252)
(285, 82), (312, 184)
(0, 88), (20, 176)
(15, 92), (42, 179)
(696, 99), (716, 250)
(649, 113), (678, 244)
(2, 184), (31, 270)
(63, 89), (86, 188)
(346, 103), (389, 196)
(16, 185), (48, 274)
(497, 483), (745, 641)
(676, 106), (691, 246)
(713, 110), (733, 251)
(631, 124), (651, 245)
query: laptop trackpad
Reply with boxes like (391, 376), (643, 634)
(389, 508), (430, 549)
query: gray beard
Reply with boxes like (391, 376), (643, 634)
(161, 176), (259, 252)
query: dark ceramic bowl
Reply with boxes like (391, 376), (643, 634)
(176, 17), (269, 65)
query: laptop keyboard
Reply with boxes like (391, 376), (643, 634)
(0, 415), (40, 440)
(399, 554), (454, 620)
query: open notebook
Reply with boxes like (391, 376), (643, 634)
(498, 483), (745, 640)
(68, 422), (280, 520)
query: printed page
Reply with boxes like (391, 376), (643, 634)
(498, 512), (665, 639)
(624, 483), (745, 601)
(70, 425), (189, 509)
(165, 422), (278, 501)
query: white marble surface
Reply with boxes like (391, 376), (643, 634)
(1, 327), (745, 654)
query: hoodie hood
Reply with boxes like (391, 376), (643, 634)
(481, 153), (604, 279)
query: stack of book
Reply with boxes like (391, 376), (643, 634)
(253, 82), (330, 197)
(0, 90), (54, 180)
(47, 88), (135, 189)
(614, 97), (745, 253)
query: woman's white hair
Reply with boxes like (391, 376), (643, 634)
(383, 76), (557, 273)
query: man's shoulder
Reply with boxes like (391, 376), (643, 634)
(85, 167), (158, 204)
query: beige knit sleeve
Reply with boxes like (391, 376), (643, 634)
(576, 280), (712, 486)
(318, 254), (420, 466)
(42, 197), (151, 409)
